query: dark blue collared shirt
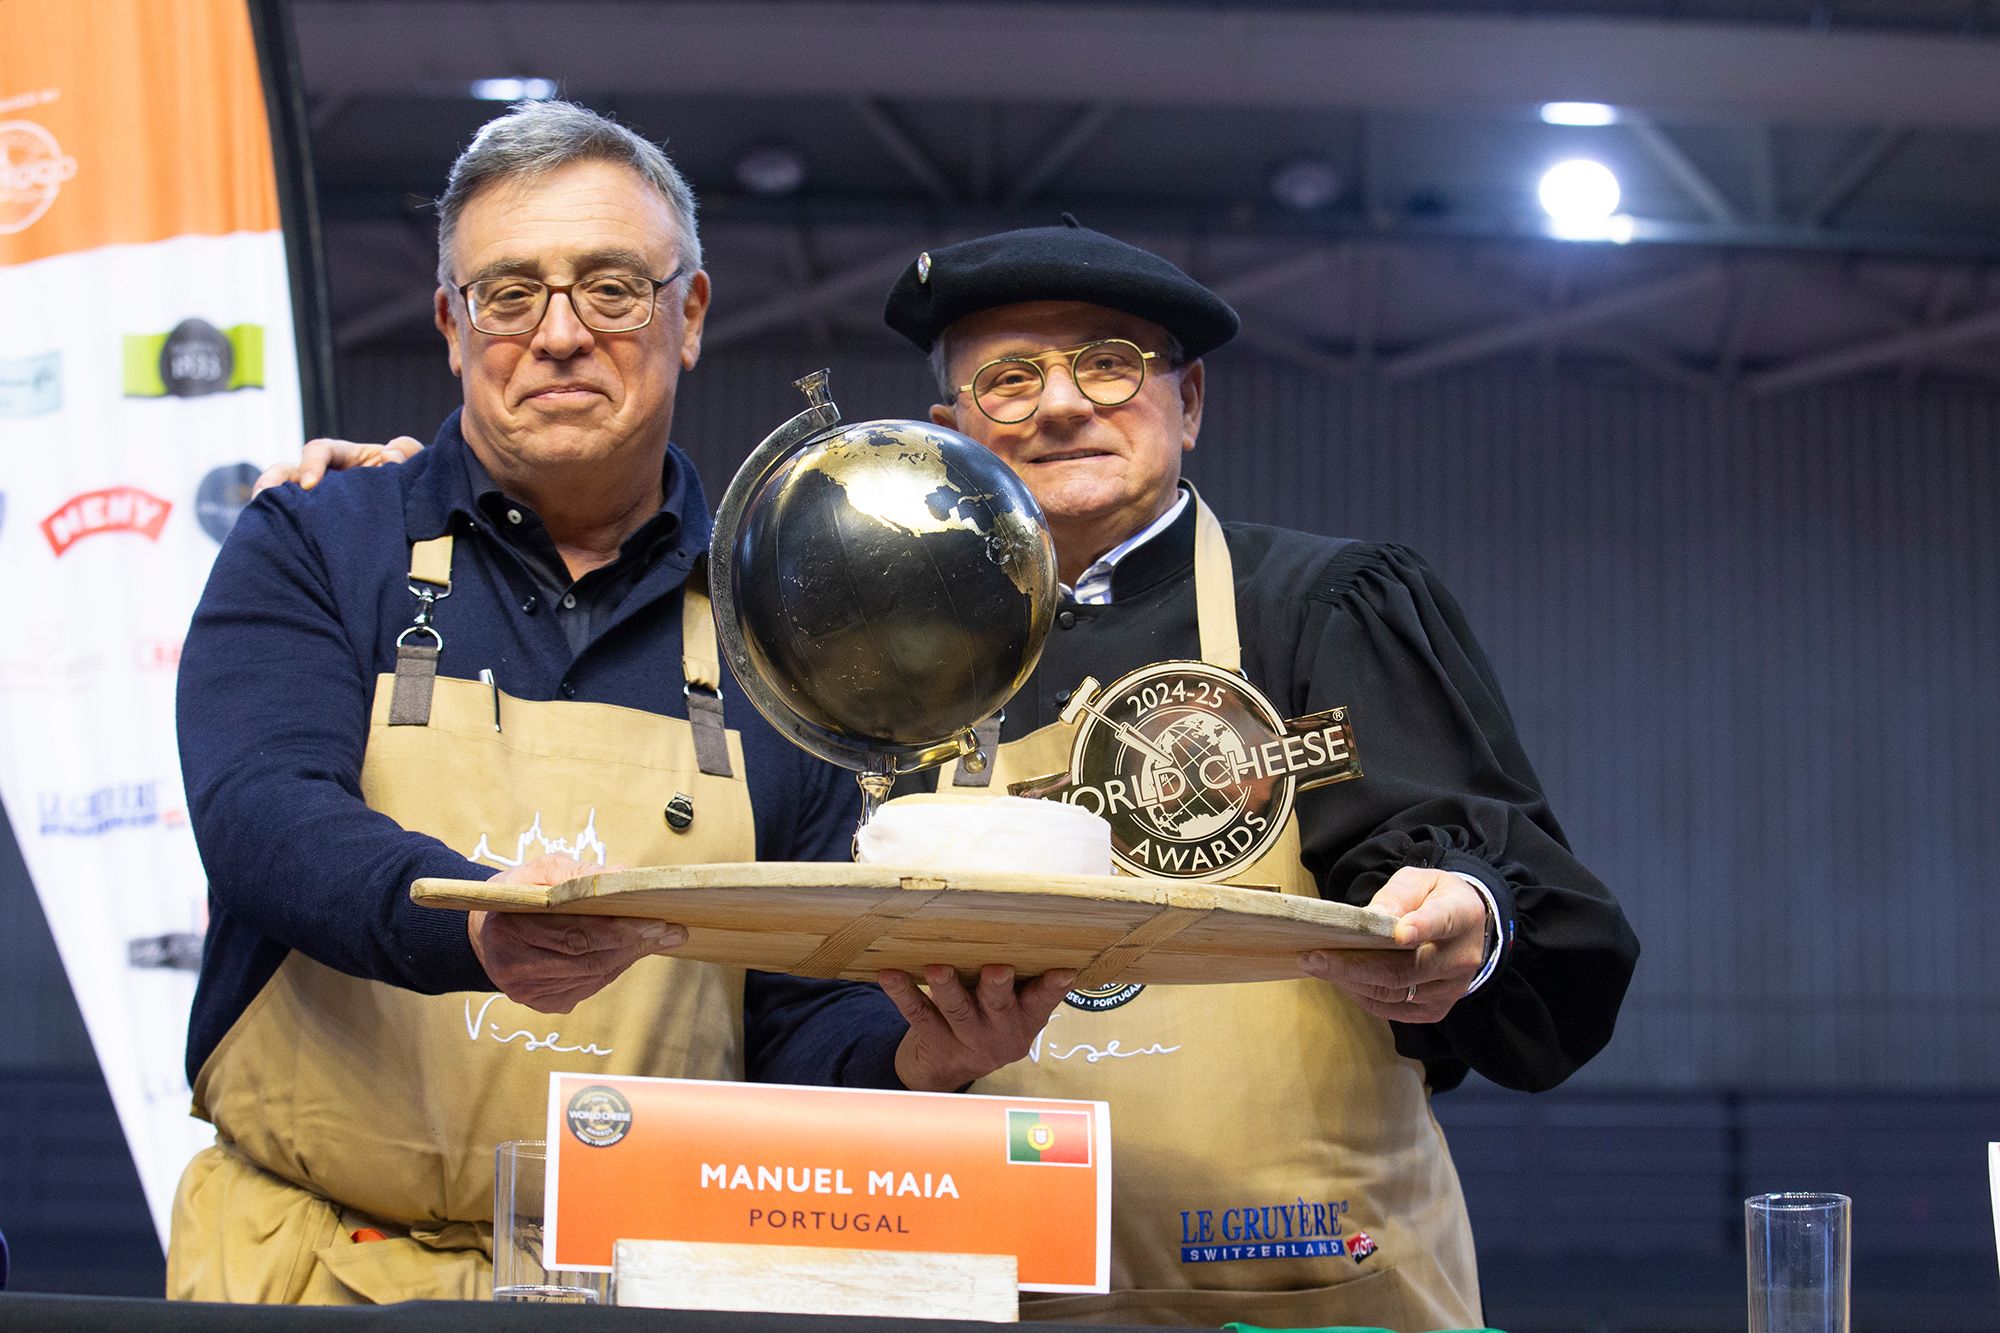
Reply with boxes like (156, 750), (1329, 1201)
(179, 410), (902, 1088)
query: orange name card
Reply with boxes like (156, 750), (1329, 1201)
(545, 1073), (1110, 1293)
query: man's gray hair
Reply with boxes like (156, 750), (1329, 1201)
(927, 330), (1189, 403)
(435, 99), (701, 288)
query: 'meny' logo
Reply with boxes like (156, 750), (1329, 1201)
(41, 487), (171, 555)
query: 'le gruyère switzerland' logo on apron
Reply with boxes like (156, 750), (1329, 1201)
(1011, 661), (1361, 881)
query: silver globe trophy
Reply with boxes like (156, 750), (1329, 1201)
(709, 370), (1059, 816)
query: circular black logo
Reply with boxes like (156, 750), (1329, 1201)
(195, 463), (259, 543)
(1057, 662), (1296, 880)
(1063, 981), (1145, 1013)
(564, 1085), (634, 1148)
(159, 319), (233, 397)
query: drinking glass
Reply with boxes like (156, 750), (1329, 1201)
(493, 1139), (609, 1303)
(1746, 1192), (1850, 1333)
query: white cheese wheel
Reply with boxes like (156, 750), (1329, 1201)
(852, 793), (1112, 877)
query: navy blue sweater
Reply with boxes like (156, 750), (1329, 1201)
(178, 412), (904, 1089)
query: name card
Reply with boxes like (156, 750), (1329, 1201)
(544, 1073), (1110, 1293)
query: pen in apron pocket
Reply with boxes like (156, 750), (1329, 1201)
(478, 668), (501, 731)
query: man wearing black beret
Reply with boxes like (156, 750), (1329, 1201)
(885, 218), (1639, 1330)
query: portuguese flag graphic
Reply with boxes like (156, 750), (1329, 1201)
(1007, 1109), (1092, 1165)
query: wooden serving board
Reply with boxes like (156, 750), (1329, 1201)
(410, 862), (1404, 988)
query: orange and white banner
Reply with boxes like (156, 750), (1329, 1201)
(546, 1074), (1113, 1293)
(0, 0), (309, 1242)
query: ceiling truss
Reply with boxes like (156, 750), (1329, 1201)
(299, 1), (2000, 392)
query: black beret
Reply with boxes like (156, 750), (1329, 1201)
(883, 216), (1240, 358)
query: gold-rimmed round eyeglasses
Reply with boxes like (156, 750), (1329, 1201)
(457, 266), (687, 336)
(958, 338), (1162, 424)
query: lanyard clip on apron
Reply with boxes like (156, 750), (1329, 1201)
(389, 535), (454, 726)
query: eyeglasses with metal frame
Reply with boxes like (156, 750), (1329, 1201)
(958, 338), (1164, 424)
(457, 266), (688, 336)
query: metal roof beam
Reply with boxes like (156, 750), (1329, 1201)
(1627, 114), (1741, 225)
(1717, 263), (1772, 381)
(294, 2), (2000, 130)
(1210, 250), (1340, 308)
(1233, 327), (1355, 379)
(1004, 103), (1119, 208)
(1381, 264), (1726, 379)
(1743, 302), (2000, 394)
(701, 250), (917, 352)
(1801, 127), (1911, 227)
(850, 100), (958, 204)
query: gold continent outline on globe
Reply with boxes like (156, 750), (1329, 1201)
(799, 424), (1050, 598)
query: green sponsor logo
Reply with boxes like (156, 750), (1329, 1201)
(122, 318), (264, 398)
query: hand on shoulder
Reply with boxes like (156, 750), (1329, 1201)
(254, 435), (425, 496)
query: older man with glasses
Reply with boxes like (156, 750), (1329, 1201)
(169, 101), (1066, 1304)
(878, 219), (1640, 1329)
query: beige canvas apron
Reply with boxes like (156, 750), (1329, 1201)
(169, 537), (753, 1304)
(944, 496), (1482, 1332)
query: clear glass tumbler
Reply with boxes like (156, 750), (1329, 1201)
(1746, 1192), (1850, 1333)
(493, 1139), (610, 1303)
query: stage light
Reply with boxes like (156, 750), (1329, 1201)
(1266, 155), (1342, 212)
(735, 142), (809, 197)
(1539, 159), (1621, 222)
(1540, 101), (1619, 127)
(470, 77), (557, 102)
(1539, 159), (1630, 242)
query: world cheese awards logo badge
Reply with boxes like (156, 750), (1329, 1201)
(1012, 661), (1361, 881)
(565, 1085), (634, 1148)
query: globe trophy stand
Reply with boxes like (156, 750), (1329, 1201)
(706, 369), (1060, 819)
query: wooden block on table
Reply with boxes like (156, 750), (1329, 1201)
(612, 1238), (1018, 1321)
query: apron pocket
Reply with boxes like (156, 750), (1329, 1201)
(313, 1233), (489, 1304)
(168, 1142), (343, 1304)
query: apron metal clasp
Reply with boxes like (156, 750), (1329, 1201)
(395, 580), (450, 651)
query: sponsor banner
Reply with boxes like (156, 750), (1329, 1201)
(0, 118), (78, 238)
(0, 2), (280, 268)
(40, 486), (172, 555)
(0, 620), (106, 692)
(546, 1074), (1111, 1292)
(0, 0), (307, 1244)
(37, 779), (186, 838)
(123, 320), (265, 398)
(0, 349), (61, 417)
(194, 463), (258, 542)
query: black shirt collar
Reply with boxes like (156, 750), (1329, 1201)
(1099, 485), (1199, 602)
(400, 406), (712, 554)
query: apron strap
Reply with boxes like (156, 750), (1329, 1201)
(387, 644), (440, 726)
(949, 713), (1005, 787)
(1189, 487), (1243, 673)
(389, 535), (454, 727)
(681, 557), (734, 778)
